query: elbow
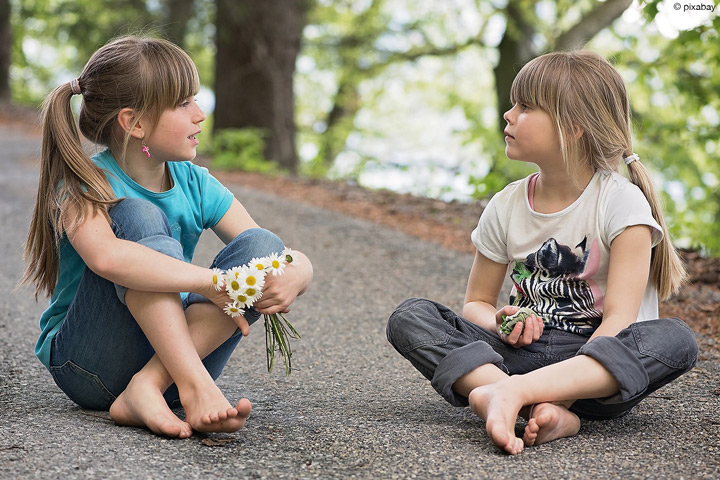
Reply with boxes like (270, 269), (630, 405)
(83, 250), (120, 279)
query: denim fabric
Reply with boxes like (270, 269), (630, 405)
(386, 297), (698, 418)
(49, 198), (284, 410)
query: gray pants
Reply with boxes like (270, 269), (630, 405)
(386, 298), (698, 419)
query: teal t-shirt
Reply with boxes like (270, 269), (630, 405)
(35, 149), (234, 368)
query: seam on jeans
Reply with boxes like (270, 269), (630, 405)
(631, 319), (693, 369)
(49, 360), (117, 406)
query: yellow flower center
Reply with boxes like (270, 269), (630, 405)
(255, 263), (264, 271)
(212, 274), (218, 285)
(246, 276), (256, 286)
(272, 260), (280, 268)
(237, 295), (247, 303)
(230, 280), (240, 291)
(246, 288), (256, 296)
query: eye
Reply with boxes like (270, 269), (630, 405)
(519, 103), (531, 111)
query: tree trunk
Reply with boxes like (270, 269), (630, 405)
(161, 0), (195, 48)
(492, 1), (538, 133)
(214, 0), (309, 172)
(0, 0), (11, 103)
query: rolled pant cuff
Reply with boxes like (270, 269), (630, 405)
(576, 335), (649, 403)
(431, 342), (504, 407)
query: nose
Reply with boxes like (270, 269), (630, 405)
(503, 105), (516, 124)
(194, 103), (206, 123)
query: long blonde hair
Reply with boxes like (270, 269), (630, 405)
(510, 50), (686, 299)
(22, 36), (200, 298)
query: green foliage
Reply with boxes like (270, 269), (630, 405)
(210, 128), (279, 174)
(610, 10), (720, 254)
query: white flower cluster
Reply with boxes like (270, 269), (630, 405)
(212, 249), (294, 318)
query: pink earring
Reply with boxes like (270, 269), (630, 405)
(142, 141), (151, 158)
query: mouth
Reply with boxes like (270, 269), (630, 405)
(188, 131), (201, 140)
(503, 130), (514, 139)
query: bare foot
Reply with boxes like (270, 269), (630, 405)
(523, 402), (580, 446)
(180, 382), (252, 433)
(110, 375), (192, 438)
(468, 383), (525, 455)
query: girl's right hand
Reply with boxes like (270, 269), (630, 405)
(197, 272), (251, 336)
(496, 305), (544, 348)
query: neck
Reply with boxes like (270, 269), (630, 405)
(115, 144), (169, 192)
(532, 163), (595, 213)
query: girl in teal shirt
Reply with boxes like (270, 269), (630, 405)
(23, 36), (313, 438)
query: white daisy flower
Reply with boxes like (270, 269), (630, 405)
(282, 248), (295, 264)
(243, 269), (266, 293)
(233, 292), (251, 307)
(243, 285), (263, 304)
(211, 268), (225, 291)
(223, 302), (244, 318)
(225, 265), (250, 295)
(266, 252), (286, 276)
(249, 257), (269, 272)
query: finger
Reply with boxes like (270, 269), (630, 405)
(234, 316), (250, 336)
(532, 316), (544, 341)
(509, 321), (524, 347)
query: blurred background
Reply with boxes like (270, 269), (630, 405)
(2, 0), (718, 253)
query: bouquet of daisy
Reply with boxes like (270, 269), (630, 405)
(212, 249), (300, 374)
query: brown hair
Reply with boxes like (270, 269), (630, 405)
(510, 50), (686, 299)
(22, 36), (200, 298)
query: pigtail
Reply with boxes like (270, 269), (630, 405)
(21, 81), (116, 298)
(624, 155), (688, 300)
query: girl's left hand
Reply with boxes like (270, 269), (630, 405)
(497, 307), (544, 348)
(253, 267), (305, 315)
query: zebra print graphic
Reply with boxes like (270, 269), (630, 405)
(509, 236), (602, 336)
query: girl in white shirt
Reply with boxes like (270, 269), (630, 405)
(387, 51), (696, 455)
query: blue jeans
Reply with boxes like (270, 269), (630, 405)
(49, 198), (284, 410)
(387, 298), (698, 419)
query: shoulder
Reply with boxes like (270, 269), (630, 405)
(486, 176), (530, 210)
(597, 170), (651, 210)
(169, 161), (210, 180)
(596, 170), (662, 246)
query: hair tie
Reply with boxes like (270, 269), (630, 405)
(70, 79), (82, 95)
(623, 153), (639, 165)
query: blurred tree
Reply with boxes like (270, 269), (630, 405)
(0, 0), (10, 102)
(213, 0), (312, 172)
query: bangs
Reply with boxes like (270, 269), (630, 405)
(139, 39), (200, 114)
(509, 55), (567, 114)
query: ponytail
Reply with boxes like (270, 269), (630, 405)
(624, 155), (687, 300)
(21, 81), (116, 298)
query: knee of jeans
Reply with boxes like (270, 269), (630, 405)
(387, 298), (447, 353)
(109, 198), (172, 242)
(634, 318), (699, 370)
(214, 228), (285, 270)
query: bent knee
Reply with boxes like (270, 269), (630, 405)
(387, 298), (448, 352)
(634, 318), (698, 370)
(109, 198), (171, 240)
(233, 228), (284, 257)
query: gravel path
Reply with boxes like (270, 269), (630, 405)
(1, 123), (718, 479)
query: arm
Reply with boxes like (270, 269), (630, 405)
(589, 224), (652, 341)
(211, 198), (314, 316)
(67, 204), (219, 301)
(463, 251), (544, 347)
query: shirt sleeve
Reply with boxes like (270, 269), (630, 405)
(604, 181), (663, 247)
(198, 167), (234, 229)
(471, 193), (510, 264)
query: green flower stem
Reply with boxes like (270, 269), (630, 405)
(264, 312), (301, 375)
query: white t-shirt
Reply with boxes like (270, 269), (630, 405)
(471, 170), (663, 336)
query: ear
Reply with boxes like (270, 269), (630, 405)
(116, 108), (146, 140)
(574, 125), (584, 140)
